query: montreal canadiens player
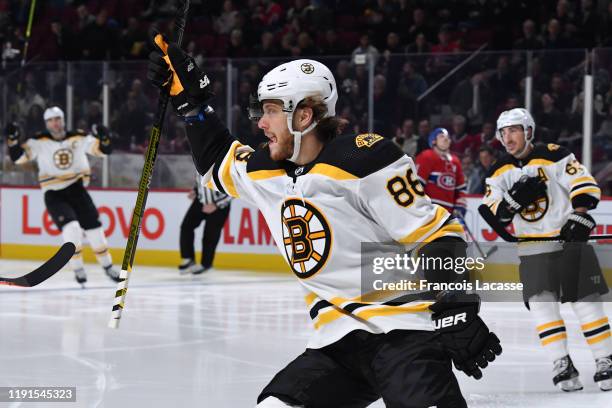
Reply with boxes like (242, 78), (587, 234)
(148, 34), (502, 407)
(415, 128), (468, 219)
(483, 108), (611, 391)
(6, 106), (121, 286)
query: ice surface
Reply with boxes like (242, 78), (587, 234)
(0, 260), (611, 407)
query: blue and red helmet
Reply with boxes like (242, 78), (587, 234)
(428, 127), (449, 147)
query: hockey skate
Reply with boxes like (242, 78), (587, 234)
(74, 268), (87, 288)
(553, 355), (583, 392)
(594, 355), (612, 391)
(103, 265), (121, 283)
(178, 260), (205, 275)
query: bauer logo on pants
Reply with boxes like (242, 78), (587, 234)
(281, 198), (332, 279)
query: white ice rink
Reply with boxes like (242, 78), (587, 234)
(1, 260), (611, 408)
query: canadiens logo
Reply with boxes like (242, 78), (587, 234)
(437, 173), (456, 190)
(355, 133), (383, 148)
(520, 196), (549, 222)
(53, 148), (73, 170)
(281, 198), (332, 279)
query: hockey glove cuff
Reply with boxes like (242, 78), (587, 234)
(559, 211), (595, 242)
(430, 292), (502, 379)
(5, 122), (20, 146)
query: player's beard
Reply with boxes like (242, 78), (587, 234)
(268, 133), (294, 161)
(49, 129), (66, 140)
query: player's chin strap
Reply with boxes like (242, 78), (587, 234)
(286, 112), (318, 163)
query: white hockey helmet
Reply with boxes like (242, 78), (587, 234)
(43, 106), (65, 122)
(496, 108), (535, 149)
(254, 59), (338, 162)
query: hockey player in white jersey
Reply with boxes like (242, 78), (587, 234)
(148, 34), (502, 407)
(6, 106), (121, 286)
(483, 108), (612, 391)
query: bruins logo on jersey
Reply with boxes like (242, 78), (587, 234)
(520, 196), (549, 222)
(53, 148), (73, 170)
(281, 198), (332, 279)
(355, 133), (383, 148)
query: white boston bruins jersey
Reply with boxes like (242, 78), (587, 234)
(483, 143), (601, 256)
(203, 133), (465, 348)
(14, 131), (105, 192)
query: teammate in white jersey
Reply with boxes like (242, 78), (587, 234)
(148, 34), (502, 407)
(6, 106), (121, 286)
(483, 108), (612, 391)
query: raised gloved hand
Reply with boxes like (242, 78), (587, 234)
(5, 122), (20, 143)
(503, 175), (547, 213)
(430, 292), (502, 379)
(559, 211), (595, 242)
(147, 32), (213, 116)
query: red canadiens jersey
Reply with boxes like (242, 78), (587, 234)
(415, 149), (466, 212)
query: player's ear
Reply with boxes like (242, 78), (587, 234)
(296, 107), (314, 131)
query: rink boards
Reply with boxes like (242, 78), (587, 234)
(1, 186), (611, 280)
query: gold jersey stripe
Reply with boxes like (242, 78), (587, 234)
(248, 169), (287, 180)
(313, 302), (431, 330)
(219, 141), (241, 197)
(541, 333), (567, 346)
(397, 206), (450, 243)
(537, 319), (565, 332)
(518, 230), (560, 239)
(310, 163), (358, 180)
(570, 187), (601, 199)
(491, 164), (515, 178)
(571, 176), (597, 185)
(581, 317), (609, 331)
(586, 331), (611, 345)
(304, 292), (318, 306)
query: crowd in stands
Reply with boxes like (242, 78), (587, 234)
(1, 0), (612, 193)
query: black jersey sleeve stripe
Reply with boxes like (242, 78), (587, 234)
(309, 300), (333, 319)
(570, 182), (599, 192)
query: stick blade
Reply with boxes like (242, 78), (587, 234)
(478, 204), (517, 243)
(0, 242), (75, 287)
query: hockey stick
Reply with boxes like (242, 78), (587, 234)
(455, 213), (498, 259)
(108, 0), (190, 329)
(0, 242), (75, 287)
(16, 0), (37, 94)
(478, 204), (612, 242)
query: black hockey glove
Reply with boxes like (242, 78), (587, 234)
(5, 122), (20, 142)
(91, 124), (112, 153)
(430, 292), (502, 380)
(147, 32), (213, 116)
(559, 211), (596, 242)
(503, 175), (547, 213)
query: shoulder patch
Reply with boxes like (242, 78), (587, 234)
(530, 143), (571, 162)
(246, 145), (286, 173)
(67, 130), (86, 138)
(355, 133), (384, 148)
(33, 132), (52, 140)
(317, 134), (404, 178)
(486, 153), (516, 178)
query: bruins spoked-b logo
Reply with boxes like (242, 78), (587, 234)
(281, 198), (332, 279)
(53, 148), (73, 170)
(300, 62), (315, 74)
(520, 196), (549, 222)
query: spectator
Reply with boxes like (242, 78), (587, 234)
(543, 18), (566, 49)
(468, 146), (498, 194)
(320, 29), (345, 56)
(450, 72), (490, 125)
(351, 34), (379, 66)
(513, 19), (544, 50)
(295, 31), (319, 57)
(120, 17), (147, 60)
(431, 25), (460, 54)
(50, 21), (79, 60)
(214, 0), (239, 34)
(227, 29), (249, 58)
(408, 8), (433, 43)
(549, 74), (572, 113)
(396, 61), (427, 119)
(113, 93), (148, 151)
(416, 118), (431, 155)
(80, 9), (119, 60)
(393, 118), (420, 158)
(536, 93), (564, 142)
(254, 31), (279, 58)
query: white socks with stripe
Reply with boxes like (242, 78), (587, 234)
(61, 221), (84, 272)
(529, 291), (569, 362)
(571, 295), (612, 359)
(84, 226), (113, 268)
